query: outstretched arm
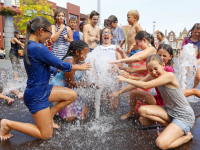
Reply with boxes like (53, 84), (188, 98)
(109, 47), (156, 64)
(116, 72), (174, 89)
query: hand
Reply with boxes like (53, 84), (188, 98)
(115, 75), (127, 81)
(88, 37), (96, 43)
(79, 63), (92, 70)
(119, 66), (135, 73)
(118, 70), (130, 78)
(60, 24), (66, 31)
(115, 45), (123, 54)
(107, 60), (121, 64)
(108, 92), (120, 98)
(63, 35), (68, 41)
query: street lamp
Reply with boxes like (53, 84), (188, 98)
(153, 21), (156, 37)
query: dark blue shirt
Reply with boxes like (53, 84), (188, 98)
(73, 31), (80, 41)
(23, 41), (72, 113)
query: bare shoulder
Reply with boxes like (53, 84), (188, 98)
(84, 24), (90, 29)
(135, 24), (142, 32)
(146, 46), (156, 52)
(64, 58), (75, 64)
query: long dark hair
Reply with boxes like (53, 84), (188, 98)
(157, 44), (174, 67)
(135, 31), (155, 48)
(187, 23), (200, 42)
(24, 16), (51, 66)
(62, 40), (88, 60)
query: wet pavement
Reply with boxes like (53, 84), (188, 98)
(0, 59), (200, 150)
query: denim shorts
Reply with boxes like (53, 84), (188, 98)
(163, 106), (192, 134)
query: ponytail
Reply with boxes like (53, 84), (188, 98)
(150, 34), (155, 48)
(24, 20), (32, 66)
(135, 31), (155, 48)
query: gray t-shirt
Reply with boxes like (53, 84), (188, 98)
(111, 26), (125, 46)
(157, 38), (169, 47)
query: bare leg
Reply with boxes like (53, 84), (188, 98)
(182, 88), (200, 98)
(0, 93), (14, 104)
(0, 107), (53, 140)
(193, 67), (200, 88)
(49, 86), (77, 128)
(121, 90), (156, 120)
(139, 116), (155, 127)
(156, 123), (193, 149)
(138, 105), (171, 127)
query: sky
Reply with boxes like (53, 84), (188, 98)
(49, 0), (200, 37)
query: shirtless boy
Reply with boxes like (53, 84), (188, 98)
(127, 10), (143, 56)
(83, 11), (100, 52)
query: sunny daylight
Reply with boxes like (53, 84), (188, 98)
(0, 0), (200, 149)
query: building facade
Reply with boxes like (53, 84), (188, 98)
(0, 0), (88, 48)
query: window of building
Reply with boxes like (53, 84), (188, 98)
(69, 14), (78, 21)
(179, 42), (182, 47)
(182, 34), (187, 39)
(172, 42), (176, 48)
(170, 36), (173, 41)
(1, 0), (4, 3)
(171, 33), (173, 35)
(11, 0), (15, 6)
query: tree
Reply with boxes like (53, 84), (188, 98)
(14, 0), (55, 34)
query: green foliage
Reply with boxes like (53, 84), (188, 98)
(14, 0), (55, 34)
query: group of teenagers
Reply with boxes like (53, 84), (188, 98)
(0, 8), (200, 150)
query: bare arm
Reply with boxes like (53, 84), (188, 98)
(83, 25), (89, 43)
(12, 38), (24, 48)
(65, 26), (73, 43)
(116, 72), (175, 89)
(120, 66), (147, 73)
(51, 25), (65, 42)
(109, 47), (156, 64)
(119, 40), (125, 48)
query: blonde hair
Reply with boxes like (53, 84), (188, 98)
(128, 10), (140, 21)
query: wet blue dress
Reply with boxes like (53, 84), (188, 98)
(23, 41), (72, 114)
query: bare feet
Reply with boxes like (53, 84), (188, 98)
(52, 120), (60, 129)
(5, 97), (14, 104)
(17, 92), (24, 99)
(186, 132), (193, 140)
(120, 111), (134, 120)
(0, 119), (13, 140)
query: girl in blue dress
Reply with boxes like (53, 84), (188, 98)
(0, 16), (91, 140)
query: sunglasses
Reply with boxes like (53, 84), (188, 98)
(44, 29), (52, 36)
(102, 31), (111, 35)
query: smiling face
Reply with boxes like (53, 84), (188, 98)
(76, 47), (90, 63)
(90, 15), (99, 26)
(191, 28), (200, 40)
(38, 26), (52, 44)
(157, 49), (172, 65)
(15, 33), (21, 39)
(102, 28), (113, 46)
(157, 33), (163, 41)
(56, 12), (65, 24)
(147, 60), (165, 78)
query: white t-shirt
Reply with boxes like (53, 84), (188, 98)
(157, 38), (169, 47)
(79, 32), (83, 40)
(96, 44), (117, 61)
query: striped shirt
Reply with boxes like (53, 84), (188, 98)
(157, 85), (195, 127)
(52, 25), (69, 59)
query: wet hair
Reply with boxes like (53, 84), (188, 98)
(62, 40), (89, 60)
(79, 22), (86, 32)
(157, 32), (164, 37)
(135, 31), (155, 48)
(128, 10), (140, 21)
(14, 30), (21, 38)
(187, 23), (200, 41)
(69, 17), (77, 23)
(90, 11), (99, 19)
(54, 9), (65, 24)
(24, 16), (51, 66)
(157, 44), (174, 66)
(107, 15), (118, 23)
(146, 54), (163, 66)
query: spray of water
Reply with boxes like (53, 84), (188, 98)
(178, 43), (198, 90)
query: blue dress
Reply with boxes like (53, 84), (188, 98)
(23, 41), (72, 114)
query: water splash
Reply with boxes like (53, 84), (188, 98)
(178, 43), (198, 90)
